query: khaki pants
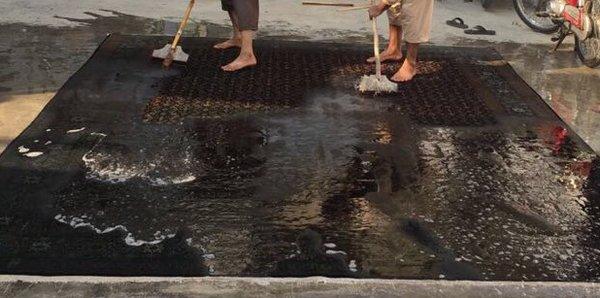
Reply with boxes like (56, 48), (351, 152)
(387, 0), (434, 44)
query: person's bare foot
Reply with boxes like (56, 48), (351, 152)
(222, 52), (257, 72)
(391, 59), (417, 82)
(367, 48), (403, 63)
(213, 38), (242, 50)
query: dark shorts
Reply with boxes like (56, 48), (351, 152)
(221, 0), (259, 31)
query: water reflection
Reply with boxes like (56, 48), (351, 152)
(580, 159), (600, 279)
(272, 229), (354, 277)
(418, 124), (600, 281)
(497, 43), (600, 154)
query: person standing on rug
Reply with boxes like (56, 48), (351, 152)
(214, 0), (259, 71)
(367, 0), (434, 82)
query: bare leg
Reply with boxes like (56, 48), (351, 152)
(214, 11), (242, 49)
(221, 30), (257, 71)
(391, 42), (418, 82)
(367, 25), (403, 63)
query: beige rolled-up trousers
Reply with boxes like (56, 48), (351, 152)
(387, 0), (434, 44)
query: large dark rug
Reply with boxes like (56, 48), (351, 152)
(0, 34), (598, 280)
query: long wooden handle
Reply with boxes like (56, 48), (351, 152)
(370, 0), (381, 77)
(337, 4), (371, 11)
(302, 1), (354, 6)
(171, 0), (196, 50)
(372, 17), (382, 77)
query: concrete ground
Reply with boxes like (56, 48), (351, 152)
(1, 276), (600, 297)
(0, 0), (599, 296)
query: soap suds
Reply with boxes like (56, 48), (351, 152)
(67, 127), (86, 134)
(24, 152), (44, 158)
(54, 214), (175, 247)
(324, 243), (337, 249)
(326, 249), (347, 255)
(349, 260), (358, 272)
(82, 132), (199, 186)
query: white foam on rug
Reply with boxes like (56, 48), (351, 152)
(24, 152), (44, 158)
(81, 132), (198, 186)
(54, 214), (176, 247)
(67, 127), (86, 134)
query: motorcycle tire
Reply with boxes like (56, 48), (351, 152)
(575, 37), (600, 68)
(513, 0), (560, 33)
(575, 0), (600, 68)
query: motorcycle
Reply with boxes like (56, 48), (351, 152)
(513, 0), (600, 67)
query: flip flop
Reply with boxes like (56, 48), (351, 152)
(446, 17), (468, 29)
(464, 25), (496, 35)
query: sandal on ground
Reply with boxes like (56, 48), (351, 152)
(446, 17), (468, 29)
(464, 25), (496, 35)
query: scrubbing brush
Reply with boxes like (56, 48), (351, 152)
(153, 0), (195, 68)
(357, 2), (398, 94)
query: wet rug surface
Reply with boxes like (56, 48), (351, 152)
(1, 34), (599, 280)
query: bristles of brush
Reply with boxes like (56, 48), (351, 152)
(162, 52), (175, 68)
(357, 75), (398, 94)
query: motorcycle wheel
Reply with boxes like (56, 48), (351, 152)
(513, 0), (560, 33)
(575, 0), (600, 68)
(575, 37), (600, 67)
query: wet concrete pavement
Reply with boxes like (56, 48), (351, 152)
(0, 0), (599, 283)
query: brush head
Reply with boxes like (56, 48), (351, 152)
(357, 74), (398, 94)
(153, 44), (190, 68)
(162, 52), (175, 68)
